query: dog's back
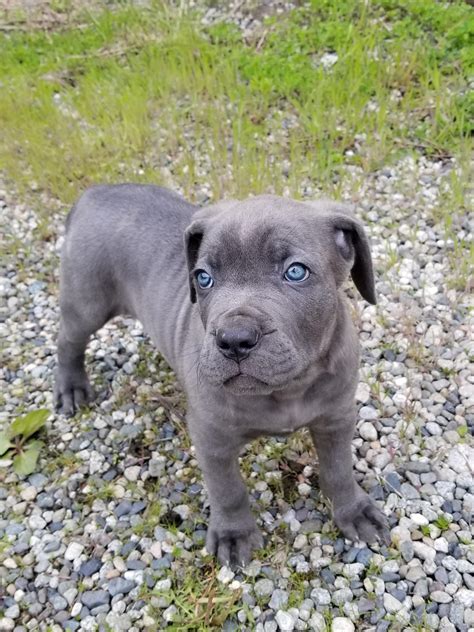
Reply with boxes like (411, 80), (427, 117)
(62, 184), (196, 317)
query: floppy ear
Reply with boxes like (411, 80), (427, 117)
(332, 215), (376, 305)
(184, 220), (205, 304)
(184, 201), (239, 303)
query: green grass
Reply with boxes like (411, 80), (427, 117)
(0, 0), (472, 208)
(140, 561), (243, 630)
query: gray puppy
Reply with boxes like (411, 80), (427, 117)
(55, 184), (389, 566)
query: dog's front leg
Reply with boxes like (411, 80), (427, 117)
(190, 422), (262, 567)
(310, 415), (389, 544)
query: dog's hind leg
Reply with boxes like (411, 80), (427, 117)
(55, 306), (104, 417)
(55, 263), (115, 417)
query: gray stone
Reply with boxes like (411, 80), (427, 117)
(37, 492), (54, 509)
(449, 603), (464, 627)
(114, 501), (132, 518)
(403, 461), (431, 474)
(5, 524), (25, 536)
(414, 579), (429, 597)
(464, 573), (474, 590)
(81, 590), (110, 609)
(44, 539), (61, 553)
(108, 577), (136, 597)
(79, 558), (102, 577)
(4, 605), (19, 619)
(401, 483), (420, 499)
(400, 540), (414, 562)
(385, 472), (401, 492)
(49, 591), (67, 611)
(356, 548), (374, 566)
(130, 500), (147, 514)
(173, 504), (191, 521)
(357, 597), (375, 613)
(28, 473), (48, 488)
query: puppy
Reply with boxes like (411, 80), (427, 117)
(55, 185), (388, 566)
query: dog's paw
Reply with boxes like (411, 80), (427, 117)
(54, 369), (94, 417)
(206, 525), (263, 568)
(334, 492), (390, 545)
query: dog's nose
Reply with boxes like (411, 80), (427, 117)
(216, 326), (260, 361)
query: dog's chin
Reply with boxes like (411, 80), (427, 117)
(223, 374), (277, 395)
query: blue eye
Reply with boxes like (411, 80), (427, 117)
(196, 270), (214, 289)
(284, 263), (309, 283)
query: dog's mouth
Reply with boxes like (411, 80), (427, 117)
(223, 372), (271, 393)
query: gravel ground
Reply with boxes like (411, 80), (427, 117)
(2, 153), (473, 632)
(1, 5), (474, 632)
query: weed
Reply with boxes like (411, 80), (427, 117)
(433, 514), (451, 531)
(421, 524), (431, 537)
(0, 409), (49, 476)
(457, 425), (468, 440)
(140, 561), (242, 630)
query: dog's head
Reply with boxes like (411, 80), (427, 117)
(185, 196), (375, 395)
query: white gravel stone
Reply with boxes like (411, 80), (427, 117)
(433, 537), (449, 553)
(384, 593), (403, 613)
(20, 486), (38, 502)
(275, 611), (295, 631)
(163, 605), (177, 622)
(297, 482), (311, 496)
(331, 617), (354, 632)
(359, 421), (378, 441)
(254, 578), (274, 598)
(28, 515), (46, 530)
(149, 542), (162, 559)
(3, 558), (17, 569)
(154, 579), (171, 591)
(431, 591), (452, 603)
(455, 588), (474, 608)
(410, 513), (429, 526)
(356, 382), (371, 404)
(412, 541), (436, 562)
(217, 566), (234, 585)
(124, 466), (141, 482)
(173, 504), (191, 520)
(359, 406), (378, 420)
(64, 542), (84, 561)
(308, 613), (326, 631)
(447, 445), (472, 474)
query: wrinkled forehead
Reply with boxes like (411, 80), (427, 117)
(200, 202), (327, 268)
